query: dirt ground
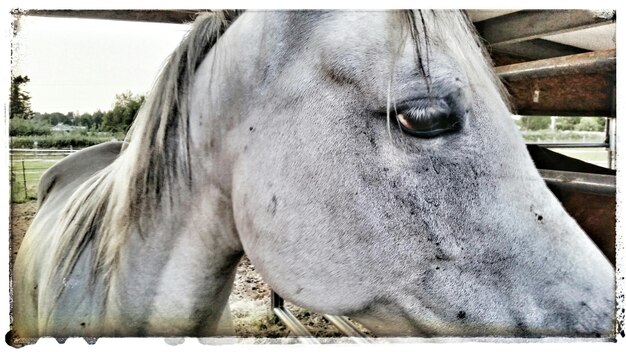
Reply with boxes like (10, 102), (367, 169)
(9, 202), (36, 269)
(9, 201), (365, 338)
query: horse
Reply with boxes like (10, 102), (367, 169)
(11, 10), (614, 340)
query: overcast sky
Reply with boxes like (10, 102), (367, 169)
(12, 15), (190, 114)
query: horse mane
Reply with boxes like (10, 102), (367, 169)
(42, 10), (243, 306)
(397, 10), (509, 109)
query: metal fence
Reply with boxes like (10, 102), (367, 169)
(9, 148), (76, 201)
(271, 291), (370, 343)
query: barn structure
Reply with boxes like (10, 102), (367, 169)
(16, 9), (618, 342)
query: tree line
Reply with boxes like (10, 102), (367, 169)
(30, 92), (145, 132)
(10, 75), (145, 136)
(516, 115), (606, 132)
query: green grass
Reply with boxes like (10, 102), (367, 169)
(10, 157), (63, 203)
(10, 179), (37, 203)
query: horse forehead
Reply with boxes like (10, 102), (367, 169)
(318, 11), (392, 30)
(276, 11), (400, 75)
(310, 11), (394, 46)
(282, 10), (391, 31)
(261, 11), (395, 50)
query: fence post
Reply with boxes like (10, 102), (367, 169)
(21, 160), (28, 199)
(10, 152), (14, 203)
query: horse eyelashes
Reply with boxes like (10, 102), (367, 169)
(395, 99), (462, 138)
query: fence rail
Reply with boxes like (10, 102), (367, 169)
(10, 148), (77, 157)
(527, 142), (609, 148)
(9, 148), (78, 202)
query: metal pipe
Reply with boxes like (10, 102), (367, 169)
(496, 49), (615, 81)
(539, 169), (615, 196)
(272, 307), (319, 344)
(271, 290), (284, 309)
(607, 117), (616, 170)
(271, 291), (370, 343)
(528, 142), (609, 148)
(322, 315), (370, 343)
(270, 291), (319, 343)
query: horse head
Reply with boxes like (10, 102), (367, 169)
(195, 11), (613, 337)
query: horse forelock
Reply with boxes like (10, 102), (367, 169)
(380, 10), (510, 145)
(43, 10), (243, 308)
(394, 10), (510, 109)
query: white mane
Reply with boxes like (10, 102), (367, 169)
(41, 11), (243, 306)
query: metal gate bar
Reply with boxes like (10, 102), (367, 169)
(271, 291), (319, 344)
(321, 314), (370, 343)
(271, 291), (370, 343)
(539, 169), (615, 196)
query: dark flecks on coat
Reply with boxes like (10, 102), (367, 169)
(268, 195), (278, 216)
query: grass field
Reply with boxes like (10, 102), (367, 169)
(10, 154), (66, 203)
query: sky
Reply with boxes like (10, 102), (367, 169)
(11, 15), (190, 114)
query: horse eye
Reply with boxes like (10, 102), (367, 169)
(396, 99), (463, 138)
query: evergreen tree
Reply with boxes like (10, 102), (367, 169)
(10, 75), (34, 119)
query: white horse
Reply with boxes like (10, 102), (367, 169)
(12, 10), (614, 340)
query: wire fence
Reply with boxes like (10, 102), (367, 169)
(9, 148), (77, 203)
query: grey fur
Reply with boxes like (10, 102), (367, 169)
(12, 10), (614, 339)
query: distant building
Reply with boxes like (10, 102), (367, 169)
(50, 123), (86, 133)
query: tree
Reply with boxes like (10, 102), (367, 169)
(78, 112), (94, 129)
(102, 92), (145, 132)
(9, 118), (50, 136)
(92, 110), (104, 130)
(39, 112), (68, 126)
(575, 117), (605, 132)
(66, 111), (75, 125)
(10, 75), (34, 119)
(517, 116), (551, 131)
(555, 116), (581, 131)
